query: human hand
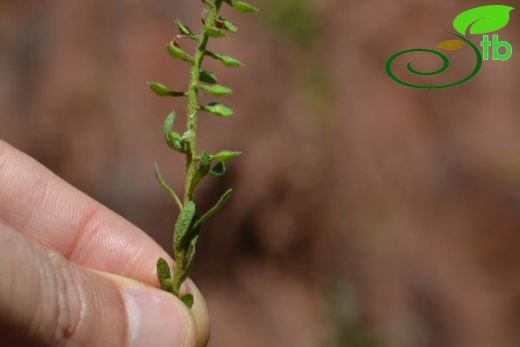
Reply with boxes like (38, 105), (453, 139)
(0, 139), (210, 347)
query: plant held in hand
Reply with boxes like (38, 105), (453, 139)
(147, 0), (258, 309)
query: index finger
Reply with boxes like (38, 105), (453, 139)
(0, 139), (171, 285)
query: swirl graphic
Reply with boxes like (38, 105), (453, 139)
(385, 31), (483, 89)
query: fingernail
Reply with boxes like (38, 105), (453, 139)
(123, 287), (190, 347)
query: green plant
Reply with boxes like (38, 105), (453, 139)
(147, 0), (258, 308)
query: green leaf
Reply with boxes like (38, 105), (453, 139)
(181, 294), (194, 309)
(198, 152), (212, 175)
(211, 150), (242, 162)
(199, 70), (218, 84)
(162, 111), (175, 136)
(194, 189), (233, 227)
(180, 233), (199, 283)
(217, 17), (238, 33)
(209, 162), (226, 176)
(175, 20), (193, 36)
(189, 152), (211, 193)
(154, 162), (183, 211)
(197, 84), (233, 96)
(185, 235), (199, 266)
(166, 43), (194, 63)
(157, 258), (173, 293)
(161, 111), (184, 152)
(453, 5), (515, 35)
(147, 82), (185, 97)
(174, 201), (196, 251)
(201, 103), (233, 117)
(230, 1), (259, 14)
(205, 26), (226, 38)
(206, 51), (244, 67)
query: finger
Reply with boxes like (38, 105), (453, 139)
(95, 270), (211, 346)
(0, 224), (207, 347)
(0, 139), (168, 285)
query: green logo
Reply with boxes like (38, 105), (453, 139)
(386, 5), (515, 89)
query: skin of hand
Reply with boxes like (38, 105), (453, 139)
(0, 139), (210, 347)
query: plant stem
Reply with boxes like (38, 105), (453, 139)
(183, 1), (222, 203)
(172, 0), (223, 296)
(172, 249), (185, 295)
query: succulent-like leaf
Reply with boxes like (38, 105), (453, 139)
(181, 294), (194, 309)
(437, 40), (465, 51)
(209, 162), (226, 176)
(166, 43), (194, 63)
(175, 20), (193, 36)
(217, 17), (238, 33)
(157, 258), (173, 293)
(205, 26), (226, 38)
(194, 189), (233, 227)
(197, 84), (233, 96)
(161, 111), (184, 152)
(201, 103), (233, 117)
(453, 5), (514, 35)
(211, 150), (242, 162)
(162, 111), (176, 136)
(174, 201), (196, 251)
(199, 70), (218, 84)
(147, 82), (186, 97)
(206, 51), (244, 67)
(230, 1), (259, 14)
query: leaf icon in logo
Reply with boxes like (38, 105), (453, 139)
(453, 5), (515, 35)
(437, 40), (465, 51)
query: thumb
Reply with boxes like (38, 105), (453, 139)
(0, 225), (199, 347)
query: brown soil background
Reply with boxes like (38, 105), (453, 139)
(2, 1), (520, 346)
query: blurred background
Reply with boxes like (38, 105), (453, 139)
(2, 0), (520, 346)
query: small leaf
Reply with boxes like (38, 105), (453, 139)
(211, 150), (242, 162)
(180, 233), (199, 283)
(205, 26), (226, 38)
(174, 201), (196, 251)
(198, 152), (212, 176)
(162, 111), (175, 136)
(437, 39), (465, 51)
(217, 17), (238, 33)
(197, 84), (233, 96)
(199, 70), (218, 84)
(189, 152), (211, 193)
(157, 258), (173, 293)
(206, 51), (244, 67)
(209, 162), (226, 176)
(154, 162), (183, 211)
(453, 5), (514, 35)
(182, 130), (195, 141)
(194, 189), (233, 227)
(230, 1), (259, 14)
(201, 103), (233, 117)
(147, 82), (185, 97)
(161, 111), (184, 152)
(175, 20), (193, 36)
(185, 235), (199, 265)
(181, 294), (194, 309)
(166, 43), (194, 63)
